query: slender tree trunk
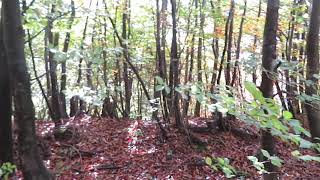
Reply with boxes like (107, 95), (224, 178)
(231, 0), (246, 87)
(194, 0), (206, 117)
(122, 0), (133, 118)
(210, 0), (220, 92)
(48, 5), (61, 126)
(60, 0), (75, 118)
(170, 0), (182, 127)
(259, 0), (280, 179)
(161, 0), (169, 117)
(305, 0), (320, 141)
(252, 0), (262, 85)
(225, 0), (234, 86)
(2, 0), (53, 178)
(216, 0), (232, 85)
(44, 27), (51, 99)
(77, 0), (92, 85)
(285, 2), (296, 115)
(154, 0), (162, 118)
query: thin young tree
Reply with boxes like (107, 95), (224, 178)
(60, 0), (75, 118)
(47, 5), (61, 126)
(194, 0), (206, 117)
(122, 0), (133, 117)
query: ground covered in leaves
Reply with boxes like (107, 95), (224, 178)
(28, 115), (320, 179)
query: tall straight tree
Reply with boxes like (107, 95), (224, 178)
(170, 0), (182, 126)
(122, 0), (133, 117)
(160, 0), (169, 117)
(225, 0), (234, 86)
(305, 0), (320, 140)
(47, 5), (61, 126)
(0, 19), (13, 165)
(2, 0), (53, 179)
(259, 0), (279, 179)
(194, 0), (206, 117)
(60, 0), (75, 118)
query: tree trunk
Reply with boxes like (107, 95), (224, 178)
(48, 8), (61, 126)
(216, 0), (232, 85)
(44, 28), (51, 100)
(231, 0), (246, 87)
(0, 19), (13, 165)
(225, 0), (234, 86)
(259, 0), (280, 179)
(305, 0), (320, 141)
(170, 0), (182, 127)
(122, 0), (133, 118)
(2, 0), (53, 178)
(252, 0), (262, 85)
(60, 0), (75, 118)
(194, 0), (206, 117)
(154, 0), (163, 118)
(161, 0), (169, 117)
(210, 0), (220, 91)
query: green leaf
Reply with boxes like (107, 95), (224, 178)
(244, 81), (265, 103)
(155, 76), (164, 84)
(283, 111), (293, 120)
(217, 157), (225, 165)
(247, 156), (258, 163)
(222, 167), (235, 178)
(155, 85), (164, 92)
(261, 149), (271, 158)
(298, 155), (320, 162)
(291, 150), (300, 156)
(299, 139), (313, 149)
(205, 157), (212, 165)
(164, 86), (171, 94)
(270, 156), (283, 167)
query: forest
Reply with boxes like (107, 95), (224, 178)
(0, 0), (320, 179)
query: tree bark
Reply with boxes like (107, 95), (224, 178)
(305, 0), (320, 141)
(47, 5), (61, 126)
(122, 0), (133, 118)
(48, 9), (61, 125)
(252, 0), (262, 85)
(0, 18), (13, 165)
(194, 0), (206, 117)
(170, 0), (182, 127)
(2, 0), (53, 178)
(231, 0), (247, 87)
(259, 0), (280, 179)
(60, 0), (75, 118)
(225, 0), (234, 86)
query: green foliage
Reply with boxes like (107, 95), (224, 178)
(207, 81), (320, 173)
(155, 76), (170, 94)
(205, 156), (238, 178)
(247, 149), (283, 174)
(247, 156), (266, 174)
(0, 162), (16, 180)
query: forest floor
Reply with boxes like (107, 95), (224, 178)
(21, 115), (320, 179)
